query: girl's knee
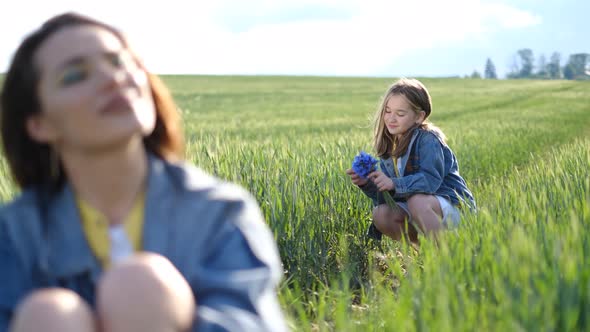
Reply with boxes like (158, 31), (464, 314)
(10, 288), (95, 332)
(372, 205), (387, 223)
(372, 204), (407, 235)
(372, 205), (394, 230)
(97, 252), (195, 332)
(407, 194), (441, 216)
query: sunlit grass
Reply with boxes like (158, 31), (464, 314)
(1, 76), (588, 330)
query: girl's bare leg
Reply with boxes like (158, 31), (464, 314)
(407, 194), (444, 236)
(372, 204), (416, 241)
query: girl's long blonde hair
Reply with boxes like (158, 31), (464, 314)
(373, 78), (446, 158)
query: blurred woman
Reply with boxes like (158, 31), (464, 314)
(0, 12), (286, 332)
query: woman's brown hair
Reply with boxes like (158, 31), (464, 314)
(373, 78), (445, 159)
(0, 12), (184, 190)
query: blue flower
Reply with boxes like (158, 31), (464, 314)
(351, 151), (404, 216)
(352, 151), (378, 179)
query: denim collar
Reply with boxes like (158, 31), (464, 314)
(45, 153), (173, 279)
(381, 129), (420, 178)
(397, 129), (420, 177)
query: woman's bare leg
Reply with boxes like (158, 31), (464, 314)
(9, 288), (95, 332)
(96, 253), (196, 332)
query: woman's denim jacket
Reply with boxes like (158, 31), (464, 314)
(0, 155), (286, 332)
(361, 128), (476, 210)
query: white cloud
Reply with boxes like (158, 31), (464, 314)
(1, 0), (542, 76)
(482, 3), (542, 28)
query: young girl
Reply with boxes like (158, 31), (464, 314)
(0, 13), (286, 332)
(346, 78), (475, 241)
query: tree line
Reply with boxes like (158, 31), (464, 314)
(469, 49), (590, 80)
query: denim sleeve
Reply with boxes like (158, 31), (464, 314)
(392, 133), (444, 198)
(0, 220), (32, 332)
(359, 180), (396, 206)
(358, 180), (380, 205)
(358, 159), (390, 206)
(190, 195), (286, 332)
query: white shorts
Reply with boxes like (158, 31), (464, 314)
(396, 195), (461, 228)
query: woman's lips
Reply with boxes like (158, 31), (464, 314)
(100, 94), (133, 114)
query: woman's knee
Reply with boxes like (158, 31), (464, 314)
(97, 252), (195, 332)
(10, 288), (95, 332)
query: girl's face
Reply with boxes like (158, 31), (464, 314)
(383, 94), (425, 138)
(28, 25), (156, 154)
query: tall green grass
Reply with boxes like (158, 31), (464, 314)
(1, 76), (588, 330)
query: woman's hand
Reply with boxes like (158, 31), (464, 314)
(368, 171), (394, 192)
(346, 169), (368, 187)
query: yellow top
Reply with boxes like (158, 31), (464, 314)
(77, 193), (145, 268)
(392, 157), (400, 177)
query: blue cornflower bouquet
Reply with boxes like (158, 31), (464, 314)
(352, 151), (401, 213)
(351, 151), (378, 179)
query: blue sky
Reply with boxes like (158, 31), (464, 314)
(1, 0), (587, 78)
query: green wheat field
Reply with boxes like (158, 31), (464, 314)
(1, 76), (589, 331)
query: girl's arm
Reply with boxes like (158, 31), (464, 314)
(392, 133), (445, 198)
(358, 180), (385, 206)
(358, 159), (391, 205)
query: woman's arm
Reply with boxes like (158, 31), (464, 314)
(187, 190), (287, 332)
(0, 219), (34, 332)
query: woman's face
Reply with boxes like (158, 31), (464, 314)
(30, 25), (156, 153)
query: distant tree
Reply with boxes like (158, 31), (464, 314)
(563, 64), (575, 80)
(563, 53), (590, 79)
(547, 52), (561, 79)
(506, 49), (534, 78)
(506, 54), (521, 78)
(470, 70), (482, 79)
(517, 48), (534, 78)
(536, 54), (548, 78)
(484, 58), (497, 79)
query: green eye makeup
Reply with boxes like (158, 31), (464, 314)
(60, 67), (87, 86)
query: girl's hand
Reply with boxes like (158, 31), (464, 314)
(346, 169), (368, 187)
(368, 171), (394, 192)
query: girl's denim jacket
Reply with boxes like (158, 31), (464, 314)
(360, 128), (476, 210)
(0, 154), (287, 332)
